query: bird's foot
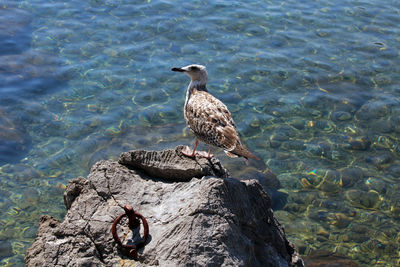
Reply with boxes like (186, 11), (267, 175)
(181, 146), (213, 159)
(196, 151), (214, 159)
(181, 146), (196, 158)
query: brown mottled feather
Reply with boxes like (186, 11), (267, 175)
(184, 88), (259, 160)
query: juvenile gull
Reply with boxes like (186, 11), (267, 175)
(171, 64), (260, 164)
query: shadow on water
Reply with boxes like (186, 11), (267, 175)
(224, 157), (289, 210)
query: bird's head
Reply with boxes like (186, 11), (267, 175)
(171, 64), (208, 84)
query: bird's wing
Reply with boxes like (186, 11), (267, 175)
(185, 89), (240, 151)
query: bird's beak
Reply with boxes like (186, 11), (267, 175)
(171, 67), (185, 72)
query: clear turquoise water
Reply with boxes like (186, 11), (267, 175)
(1, 0), (400, 265)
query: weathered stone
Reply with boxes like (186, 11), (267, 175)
(63, 176), (88, 210)
(25, 215), (103, 267)
(118, 145), (229, 181)
(26, 147), (304, 267)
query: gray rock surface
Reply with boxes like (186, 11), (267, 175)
(25, 147), (304, 267)
(118, 145), (229, 181)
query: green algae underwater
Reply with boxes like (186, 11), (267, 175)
(1, 0), (400, 266)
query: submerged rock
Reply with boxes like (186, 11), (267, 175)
(342, 136), (371, 151)
(387, 164), (400, 178)
(340, 167), (364, 188)
(25, 147), (304, 267)
(355, 100), (392, 121)
(366, 152), (393, 169)
(304, 253), (359, 267)
(0, 240), (13, 258)
(330, 111), (352, 121)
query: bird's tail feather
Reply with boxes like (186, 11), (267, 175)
(225, 146), (260, 161)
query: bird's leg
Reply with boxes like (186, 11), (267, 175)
(207, 145), (213, 159)
(181, 139), (199, 158)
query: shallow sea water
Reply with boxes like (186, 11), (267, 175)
(1, 0), (400, 265)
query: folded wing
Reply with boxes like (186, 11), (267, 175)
(185, 89), (259, 160)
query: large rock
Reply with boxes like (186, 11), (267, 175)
(25, 146), (304, 267)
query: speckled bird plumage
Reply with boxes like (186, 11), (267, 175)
(171, 64), (259, 162)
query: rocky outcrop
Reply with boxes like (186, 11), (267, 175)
(25, 146), (304, 267)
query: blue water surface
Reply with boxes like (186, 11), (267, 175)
(1, 0), (400, 265)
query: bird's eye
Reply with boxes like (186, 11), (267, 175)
(190, 66), (199, 71)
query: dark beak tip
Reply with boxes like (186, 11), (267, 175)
(171, 67), (184, 72)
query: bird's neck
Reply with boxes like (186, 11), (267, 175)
(185, 80), (207, 108)
(188, 79), (207, 92)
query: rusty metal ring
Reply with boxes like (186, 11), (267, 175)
(112, 205), (149, 259)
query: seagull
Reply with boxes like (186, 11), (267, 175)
(171, 64), (260, 164)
